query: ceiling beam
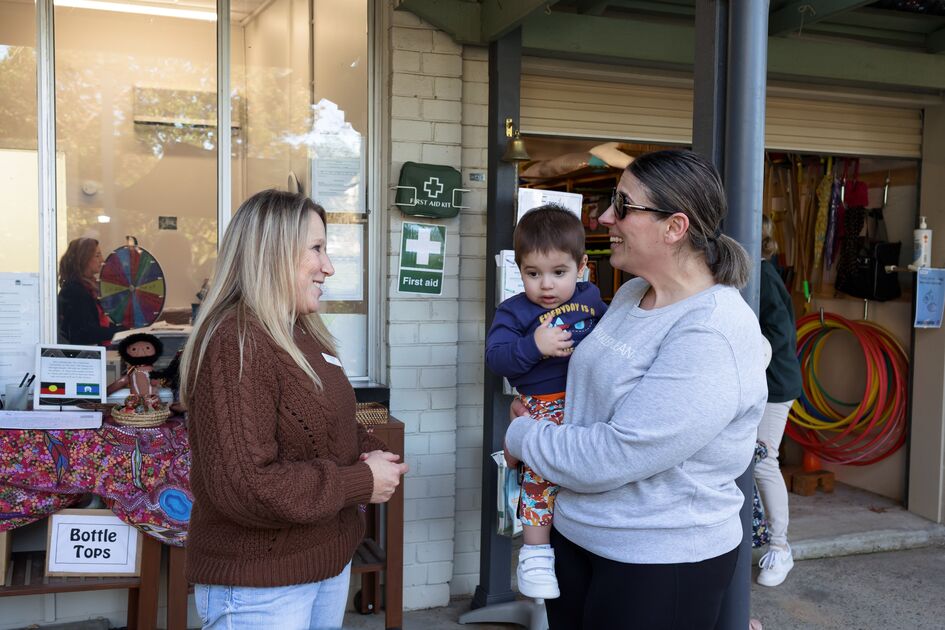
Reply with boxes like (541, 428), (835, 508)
(767, 35), (945, 90)
(808, 23), (927, 47)
(930, 26), (945, 54)
(481, 0), (562, 42)
(610, 0), (695, 18)
(396, 0), (562, 44)
(768, 0), (873, 36)
(840, 8), (945, 34)
(575, 0), (610, 16)
(521, 12), (945, 90)
(522, 12), (694, 65)
(394, 0), (482, 45)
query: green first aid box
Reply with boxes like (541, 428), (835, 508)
(395, 162), (468, 219)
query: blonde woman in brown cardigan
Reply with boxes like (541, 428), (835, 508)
(180, 190), (407, 629)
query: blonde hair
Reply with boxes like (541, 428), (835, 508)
(59, 237), (99, 288)
(180, 190), (336, 407)
(761, 214), (779, 259)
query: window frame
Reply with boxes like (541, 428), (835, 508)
(33, 0), (384, 383)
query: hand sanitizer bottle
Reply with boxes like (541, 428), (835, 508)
(912, 216), (932, 270)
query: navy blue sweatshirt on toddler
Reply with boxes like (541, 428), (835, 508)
(486, 282), (608, 396)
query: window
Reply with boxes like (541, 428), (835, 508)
(233, 0), (372, 377)
(52, 1), (219, 344)
(0, 0), (40, 276)
(14, 0), (375, 379)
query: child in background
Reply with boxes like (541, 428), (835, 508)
(486, 204), (608, 600)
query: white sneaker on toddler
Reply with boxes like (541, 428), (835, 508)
(757, 544), (794, 587)
(516, 545), (559, 599)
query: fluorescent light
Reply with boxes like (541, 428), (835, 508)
(97, 215), (111, 223)
(54, 0), (217, 22)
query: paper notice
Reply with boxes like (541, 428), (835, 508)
(0, 273), (40, 389)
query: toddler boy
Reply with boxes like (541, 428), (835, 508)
(485, 203), (607, 600)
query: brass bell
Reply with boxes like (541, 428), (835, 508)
(501, 118), (530, 163)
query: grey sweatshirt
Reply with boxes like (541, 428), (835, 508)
(505, 278), (767, 564)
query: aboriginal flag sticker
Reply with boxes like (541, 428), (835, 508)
(40, 382), (66, 395)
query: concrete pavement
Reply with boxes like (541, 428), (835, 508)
(345, 483), (945, 629)
(344, 544), (945, 629)
(749, 544), (945, 629)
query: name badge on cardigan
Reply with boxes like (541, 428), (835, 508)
(321, 353), (342, 368)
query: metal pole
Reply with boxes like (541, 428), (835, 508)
(692, 0), (728, 173)
(724, 1), (768, 311)
(716, 3), (769, 630)
(470, 27), (521, 611)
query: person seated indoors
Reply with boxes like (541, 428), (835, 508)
(485, 203), (607, 599)
(57, 237), (125, 346)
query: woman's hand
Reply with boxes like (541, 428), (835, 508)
(534, 325), (573, 357)
(363, 451), (409, 504)
(503, 442), (520, 469)
(504, 399), (532, 469)
(359, 449), (385, 462)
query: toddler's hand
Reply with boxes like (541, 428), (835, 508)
(510, 397), (529, 420)
(534, 325), (573, 357)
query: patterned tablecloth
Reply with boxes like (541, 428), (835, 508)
(0, 416), (192, 546)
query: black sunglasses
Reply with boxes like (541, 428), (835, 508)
(610, 189), (675, 220)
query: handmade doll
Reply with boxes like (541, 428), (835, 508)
(151, 348), (186, 415)
(115, 333), (165, 414)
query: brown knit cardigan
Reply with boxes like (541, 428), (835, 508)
(185, 314), (386, 586)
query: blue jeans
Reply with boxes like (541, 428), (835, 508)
(195, 562), (351, 630)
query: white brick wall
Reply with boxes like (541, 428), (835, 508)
(387, 5), (465, 611)
(386, 5), (490, 608)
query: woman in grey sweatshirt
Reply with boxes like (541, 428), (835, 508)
(504, 150), (768, 629)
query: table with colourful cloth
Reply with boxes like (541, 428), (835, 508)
(0, 415), (192, 546)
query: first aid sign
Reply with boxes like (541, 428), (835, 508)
(46, 509), (141, 576)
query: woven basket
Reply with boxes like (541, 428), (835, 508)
(356, 402), (389, 426)
(110, 405), (171, 428)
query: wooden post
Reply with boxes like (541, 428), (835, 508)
(166, 545), (189, 630)
(385, 421), (405, 629)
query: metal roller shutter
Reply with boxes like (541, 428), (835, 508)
(521, 73), (923, 158)
(521, 75), (692, 145)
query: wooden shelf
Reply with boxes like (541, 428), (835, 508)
(803, 286), (913, 305)
(0, 533), (162, 630)
(2, 550), (142, 597)
(350, 417), (404, 629)
(352, 537), (386, 574)
(523, 169), (621, 193)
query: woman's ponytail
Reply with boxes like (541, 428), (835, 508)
(710, 234), (750, 288)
